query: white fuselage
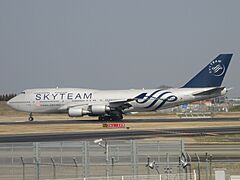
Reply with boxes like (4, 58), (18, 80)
(7, 87), (226, 114)
(6, 53), (232, 121)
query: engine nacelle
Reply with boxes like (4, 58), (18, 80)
(90, 105), (110, 115)
(68, 107), (89, 117)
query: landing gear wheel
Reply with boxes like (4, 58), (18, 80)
(103, 116), (111, 121)
(111, 112), (123, 121)
(98, 116), (111, 121)
(28, 113), (34, 121)
(111, 116), (123, 121)
(28, 117), (34, 121)
(98, 113), (123, 121)
(98, 116), (104, 121)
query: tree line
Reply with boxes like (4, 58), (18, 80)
(0, 94), (17, 101)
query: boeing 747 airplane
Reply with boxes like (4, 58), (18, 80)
(7, 54), (232, 121)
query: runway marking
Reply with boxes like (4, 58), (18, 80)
(205, 133), (219, 136)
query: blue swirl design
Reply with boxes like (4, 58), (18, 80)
(136, 89), (163, 104)
(135, 89), (178, 110)
(153, 95), (178, 111)
(144, 91), (171, 108)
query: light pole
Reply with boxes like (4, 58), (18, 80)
(73, 158), (78, 179)
(20, 157), (25, 180)
(209, 155), (213, 180)
(94, 139), (109, 179)
(206, 153), (209, 180)
(146, 159), (161, 180)
(50, 157), (56, 179)
(179, 153), (190, 180)
(195, 153), (200, 180)
(186, 153), (192, 180)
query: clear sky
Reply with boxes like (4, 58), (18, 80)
(0, 0), (239, 96)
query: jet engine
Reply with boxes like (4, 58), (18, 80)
(68, 107), (89, 117)
(68, 105), (111, 117)
(89, 105), (111, 115)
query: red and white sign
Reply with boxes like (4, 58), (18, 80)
(103, 123), (125, 128)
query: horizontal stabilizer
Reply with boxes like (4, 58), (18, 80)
(193, 87), (225, 96)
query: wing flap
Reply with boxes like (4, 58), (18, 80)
(109, 93), (147, 109)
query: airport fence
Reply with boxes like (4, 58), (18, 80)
(0, 140), (239, 180)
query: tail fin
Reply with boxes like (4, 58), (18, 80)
(183, 54), (233, 88)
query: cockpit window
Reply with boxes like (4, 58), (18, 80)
(20, 91), (26, 94)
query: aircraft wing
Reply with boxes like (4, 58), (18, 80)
(58, 103), (89, 111)
(109, 93), (147, 109)
(108, 99), (133, 109)
(58, 93), (147, 111)
(59, 99), (132, 112)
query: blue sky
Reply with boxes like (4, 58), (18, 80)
(0, 0), (239, 96)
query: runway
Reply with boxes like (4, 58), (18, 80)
(0, 117), (239, 125)
(0, 126), (240, 143)
(0, 117), (240, 142)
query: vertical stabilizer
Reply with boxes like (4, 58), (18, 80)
(183, 54), (232, 88)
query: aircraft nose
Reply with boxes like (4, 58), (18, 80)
(6, 96), (25, 111)
(7, 97), (15, 108)
(7, 99), (12, 106)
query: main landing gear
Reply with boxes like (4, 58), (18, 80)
(98, 114), (123, 121)
(28, 113), (34, 121)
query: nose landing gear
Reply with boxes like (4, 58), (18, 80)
(28, 113), (34, 121)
